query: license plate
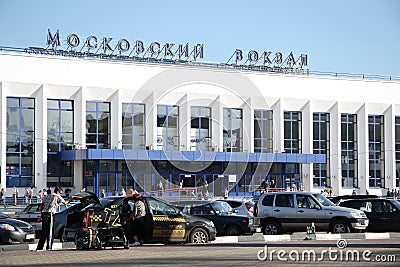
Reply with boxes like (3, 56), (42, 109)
(26, 234), (35, 240)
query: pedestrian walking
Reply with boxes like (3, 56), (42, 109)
(36, 187), (73, 250)
(12, 186), (18, 205)
(1, 188), (6, 209)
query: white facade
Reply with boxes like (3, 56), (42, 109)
(0, 51), (399, 196)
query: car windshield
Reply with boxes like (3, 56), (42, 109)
(0, 212), (9, 219)
(392, 200), (400, 210)
(312, 193), (335, 206)
(211, 201), (231, 214)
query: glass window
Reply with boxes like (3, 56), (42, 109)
(223, 108), (243, 152)
(368, 115), (384, 188)
(254, 109), (273, 153)
(86, 101), (111, 149)
(313, 113), (330, 187)
(157, 105), (179, 150)
(190, 107), (211, 151)
(395, 116), (400, 187)
(6, 97), (35, 187)
(275, 194), (294, 208)
(284, 111), (301, 153)
(341, 114), (358, 188)
(47, 99), (74, 187)
(261, 194), (274, 206)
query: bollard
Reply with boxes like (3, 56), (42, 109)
(304, 222), (316, 240)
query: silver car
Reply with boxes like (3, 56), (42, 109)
(255, 192), (369, 234)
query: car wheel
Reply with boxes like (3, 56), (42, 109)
(263, 221), (281, 235)
(225, 225), (242, 236)
(189, 228), (209, 244)
(330, 220), (350, 233)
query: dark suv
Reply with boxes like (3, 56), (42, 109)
(63, 192), (216, 244)
(171, 200), (259, 236)
(338, 198), (400, 232)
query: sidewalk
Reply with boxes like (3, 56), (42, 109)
(213, 232), (400, 243)
(1, 232), (397, 252)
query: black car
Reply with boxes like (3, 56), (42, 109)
(0, 211), (35, 244)
(328, 195), (379, 205)
(171, 200), (259, 236)
(63, 192), (216, 245)
(338, 198), (400, 232)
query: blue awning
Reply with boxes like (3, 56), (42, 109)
(60, 149), (325, 164)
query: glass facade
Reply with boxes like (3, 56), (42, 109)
(313, 113), (330, 187)
(368, 115), (385, 188)
(284, 111), (302, 153)
(396, 116), (400, 187)
(47, 99), (74, 187)
(86, 101), (111, 149)
(190, 107), (211, 151)
(223, 108), (243, 152)
(341, 114), (358, 188)
(254, 110), (273, 153)
(6, 97), (35, 187)
(122, 103), (145, 150)
(157, 105), (179, 150)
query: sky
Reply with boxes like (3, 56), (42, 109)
(0, 0), (399, 77)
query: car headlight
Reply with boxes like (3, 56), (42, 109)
(350, 211), (363, 218)
(0, 223), (16, 231)
(249, 218), (254, 225)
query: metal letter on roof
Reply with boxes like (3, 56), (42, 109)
(47, 29), (60, 48)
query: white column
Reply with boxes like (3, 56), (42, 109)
(242, 97), (252, 152)
(211, 96), (222, 151)
(73, 87), (85, 192)
(33, 85), (47, 191)
(110, 90), (121, 149)
(358, 104), (368, 195)
(144, 92), (156, 149)
(272, 99), (283, 153)
(0, 83), (6, 192)
(384, 105), (395, 189)
(177, 94), (189, 151)
(302, 101), (312, 192)
(330, 102), (341, 195)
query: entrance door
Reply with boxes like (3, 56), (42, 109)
(179, 174), (196, 188)
(213, 175), (229, 197)
(99, 173), (116, 196)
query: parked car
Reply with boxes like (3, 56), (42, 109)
(0, 211), (35, 244)
(255, 192), (369, 234)
(217, 199), (254, 216)
(171, 200), (260, 236)
(338, 198), (400, 232)
(12, 202), (76, 234)
(63, 192), (216, 244)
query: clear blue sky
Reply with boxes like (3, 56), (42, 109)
(1, 0), (399, 77)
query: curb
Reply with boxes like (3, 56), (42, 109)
(212, 232), (398, 243)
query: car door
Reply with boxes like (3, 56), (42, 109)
(273, 194), (297, 230)
(369, 200), (400, 232)
(189, 203), (222, 232)
(296, 194), (327, 231)
(147, 198), (186, 242)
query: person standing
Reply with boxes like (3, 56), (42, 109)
(36, 187), (72, 250)
(1, 188), (6, 209)
(12, 186), (18, 206)
(128, 194), (146, 246)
